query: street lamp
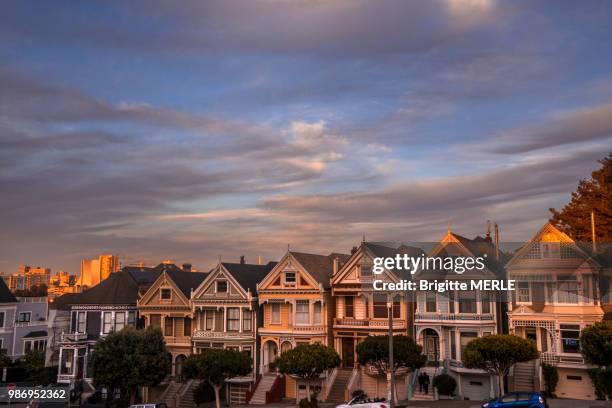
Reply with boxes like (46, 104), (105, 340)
(387, 295), (395, 408)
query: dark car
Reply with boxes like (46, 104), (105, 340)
(482, 392), (548, 408)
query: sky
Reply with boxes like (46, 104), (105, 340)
(1, 0), (611, 274)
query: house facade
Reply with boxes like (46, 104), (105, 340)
(191, 259), (274, 405)
(138, 267), (207, 379)
(257, 251), (345, 401)
(413, 230), (505, 400)
(506, 223), (603, 400)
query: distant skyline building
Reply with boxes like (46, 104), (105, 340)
(79, 254), (119, 288)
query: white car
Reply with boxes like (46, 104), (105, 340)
(336, 396), (390, 408)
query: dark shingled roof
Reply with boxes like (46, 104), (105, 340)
(221, 261), (277, 294)
(0, 278), (17, 303)
(23, 330), (47, 338)
(165, 269), (208, 298)
(51, 265), (163, 310)
(289, 252), (350, 288)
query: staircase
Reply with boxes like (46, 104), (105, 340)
(176, 380), (199, 408)
(513, 360), (536, 392)
(326, 369), (353, 402)
(249, 374), (277, 404)
(162, 382), (182, 407)
(411, 367), (436, 401)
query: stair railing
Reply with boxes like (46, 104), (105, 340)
(321, 367), (338, 401)
(175, 379), (194, 408)
(159, 381), (177, 407)
(265, 374), (284, 403)
(345, 368), (360, 402)
(408, 368), (420, 400)
(246, 374), (262, 403)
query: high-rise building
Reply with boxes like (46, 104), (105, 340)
(79, 255), (119, 288)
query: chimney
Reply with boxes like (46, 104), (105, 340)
(333, 257), (339, 275)
(257, 255), (263, 265)
(351, 246), (358, 255)
(182, 263), (192, 273)
(240, 256), (245, 264)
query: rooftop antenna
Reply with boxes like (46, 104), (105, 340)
(287, 243), (290, 252)
(486, 220), (491, 240)
(362, 234), (366, 243)
(447, 223), (452, 234)
(591, 211), (598, 253)
(494, 223), (500, 261)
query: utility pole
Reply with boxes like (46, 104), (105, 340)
(388, 295), (395, 408)
(591, 211), (598, 253)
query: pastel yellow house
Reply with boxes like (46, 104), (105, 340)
(138, 267), (208, 379)
(506, 222), (603, 400)
(255, 251), (348, 402)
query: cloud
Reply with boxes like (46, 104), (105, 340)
(488, 104), (612, 154)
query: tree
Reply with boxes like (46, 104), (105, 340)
(276, 343), (340, 402)
(463, 334), (538, 396)
(91, 326), (171, 405)
(580, 321), (612, 367)
(550, 153), (612, 242)
(22, 349), (46, 384)
(356, 335), (426, 376)
(183, 348), (251, 408)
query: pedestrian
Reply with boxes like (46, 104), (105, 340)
(418, 372), (424, 392)
(423, 373), (430, 395)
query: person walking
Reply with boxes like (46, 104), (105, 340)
(418, 372), (424, 392)
(423, 372), (430, 395)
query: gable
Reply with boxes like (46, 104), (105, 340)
(258, 253), (321, 291)
(332, 246), (399, 286)
(138, 272), (189, 307)
(192, 265), (248, 300)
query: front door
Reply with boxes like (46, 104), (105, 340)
(342, 338), (355, 368)
(425, 334), (439, 361)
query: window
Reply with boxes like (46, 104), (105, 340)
(184, 317), (192, 336)
(541, 242), (560, 258)
(481, 291), (491, 314)
(243, 346), (252, 358)
(103, 312), (113, 334)
(60, 348), (75, 375)
(24, 339), (46, 354)
(583, 275), (591, 303)
(393, 299), (400, 318)
(545, 282), (555, 303)
(160, 288), (172, 300)
(127, 311), (136, 326)
(205, 311), (214, 330)
(227, 308), (240, 331)
(271, 303), (281, 324)
(458, 291), (477, 313)
(115, 312), (125, 332)
(150, 314), (161, 329)
(360, 259), (372, 276)
(558, 278), (579, 304)
(460, 332), (478, 358)
(216, 281), (228, 293)
(0, 312), (5, 328)
(448, 291), (454, 313)
(284, 272), (296, 285)
(313, 302), (322, 324)
(77, 311), (86, 333)
(345, 296), (354, 317)
(561, 324), (580, 353)
(426, 292), (437, 313)
(164, 317), (174, 336)
(450, 331), (457, 360)
(18, 312), (31, 323)
(373, 294), (388, 318)
(243, 310), (252, 331)
(518, 282), (531, 302)
(296, 300), (310, 324)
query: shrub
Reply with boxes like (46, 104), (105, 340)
(352, 389), (367, 399)
(432, 373), (457, 396)
(299, 397), (318, 408)
(588, 367), (612, 400)
(542, 364), (558, 397)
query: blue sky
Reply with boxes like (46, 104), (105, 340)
(1, 0), (611, 274)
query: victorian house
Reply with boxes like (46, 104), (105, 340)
(255, 251), (347, 402)
(330, 242), (419, 402)
(53, 265), (162, 388)
(191, 258), (275, 405)
(138, 266), (207, 379)
(413, 229), (506, 401)
(506, 223), (603, 400)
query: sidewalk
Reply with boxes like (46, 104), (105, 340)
(234, 399), (612, 408)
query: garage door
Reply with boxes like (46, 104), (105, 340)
(462, 374), (490, 401)
(556, 368), (595, 400)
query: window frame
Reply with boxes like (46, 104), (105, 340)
(18, 311), (31, 323)
(164, 316), (174, 337)
(227, 307), (240, 331)
(243, 309), (252, 331)
(216, 280), (228, 293)
(102, 312), (113, 334)
(295, 300), (310, 325)
(344, 296), (354, 318)
(160, 288), (172, 301)
(271, 303), (281, 324)
(284, 271), (297, 286)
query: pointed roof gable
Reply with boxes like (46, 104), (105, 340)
(290, 251), (350, 288)
(0, 278), (17, 303)
(220, 261), (277, 294)
(164, 270), (208, 298)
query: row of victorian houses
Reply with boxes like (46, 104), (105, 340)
(5, 222), (608, 405)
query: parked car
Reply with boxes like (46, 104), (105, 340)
(336, 395), (389, 408)
(129, 404), (168, 408)
(482, 392), (548, 408)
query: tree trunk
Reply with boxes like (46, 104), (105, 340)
(130, 386), (137, 405)
(214, 384), (221, 408)
(306, 381), (311, 402)
(498, 371), (505, 396)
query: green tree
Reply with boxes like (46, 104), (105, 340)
(463, 334), (538, 396)
(184, 348), (251, 408)
(356, 335), (426, 376)
(581, 321), (612, 367)
(276, 343), (340, 402)
(91, 326), (171, 405)
(549, 153), (612, 242)
(23, 349), (46, 384)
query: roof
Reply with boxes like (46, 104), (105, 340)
(165, 269), (208, 298)
(221, 261), (277, 294)
(289, 252), (350, 288)
(0, 278), (17, 303)
(23, 330), (47, 338)
(363, 242), (425, 279)
(51, 266), (163, 310)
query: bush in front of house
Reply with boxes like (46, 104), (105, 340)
(542, 364), (558, 397)
(432, 373), (457, 396)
